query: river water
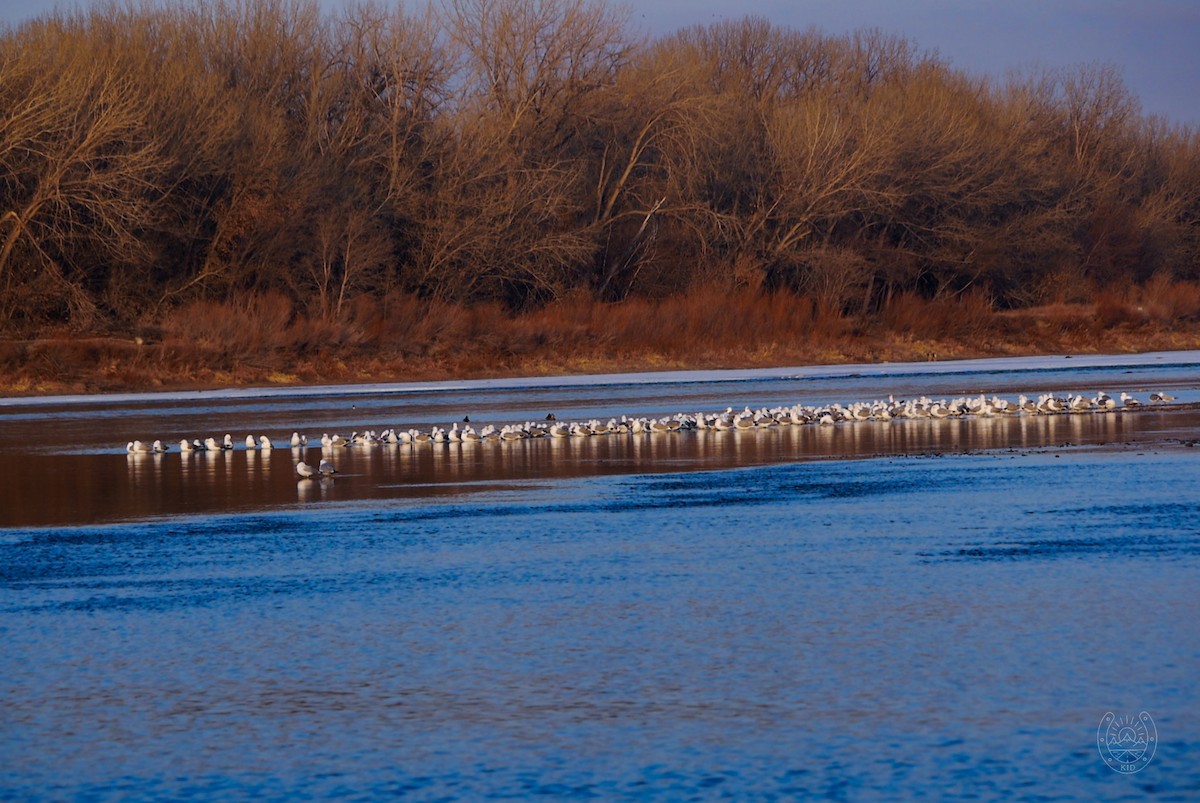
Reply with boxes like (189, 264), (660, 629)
(2, 353), (1198, 799)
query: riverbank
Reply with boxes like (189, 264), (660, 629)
(3, 289), (1199, 395)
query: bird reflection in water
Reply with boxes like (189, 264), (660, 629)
(89, 390), (1191, 526)
(297, 477), (335, 501)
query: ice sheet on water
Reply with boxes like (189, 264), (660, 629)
(3, 349), (1199, 408)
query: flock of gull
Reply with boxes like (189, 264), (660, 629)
(123, 389), (1180, 478)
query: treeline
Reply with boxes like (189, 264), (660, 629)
(2, 0), (1198, 336)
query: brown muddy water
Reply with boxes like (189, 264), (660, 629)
(1, 405), (1198, 528)
(0, 352), (1199, 528)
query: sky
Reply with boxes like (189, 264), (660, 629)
(4, 0), (1198, 126)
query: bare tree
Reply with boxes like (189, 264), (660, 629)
(406, 117), (593, 303)
(447, 0), (630, 144)
(1, 0), (1198, 333)
(0, 15), (167, 326)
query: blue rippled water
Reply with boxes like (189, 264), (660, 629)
(3, 447), (1198, 799)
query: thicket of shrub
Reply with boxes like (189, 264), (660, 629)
(1, 0), (1197, 343)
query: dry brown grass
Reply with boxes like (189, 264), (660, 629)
(4, 283), (1200, 395)
(510, 288), (842, 361)
(878, 292), (997, 340)
(1137, 275), (1200, 322)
